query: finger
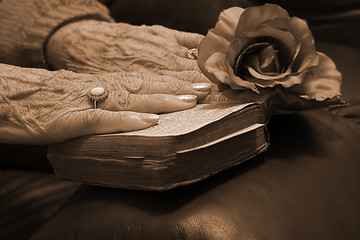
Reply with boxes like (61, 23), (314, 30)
(115, 76), (211, 99)
(173, 30), (204, 49)
(51, 110), (159, 142)
(140, 52), (199, 71)
(136, 72), (182, 83)
(158, 70), (214, 84)
(144, 25), (203, 56)
(142, 81), (211, 100)
(137, 50), (199, 71)
(99, 90), (197, 113)
(169, 54), (200, 71)
(129, 33), (189, 57)
(125, 25), (191, 57)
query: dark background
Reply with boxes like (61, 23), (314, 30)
(100, 0), (360, 48)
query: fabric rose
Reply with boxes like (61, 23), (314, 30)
(197, 4), (342, 101)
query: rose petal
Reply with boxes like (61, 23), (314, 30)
(247, 65), (291, 80)
(213, 7), (245, 43)
(288, 17), (317, 71)
(205, 52), (258, 92)
(264, 17), (291, 31)
(198, 7), (245, 82)
(198, 3), (342, 101)
(204, 52), (233, 85)
(230, 41), (270, 75)
(291, 52), (342, 101)
(256, 17), (316, 72)
(265, 17), (317, 71)
(244, 24), (298, 68)
(226, 62), (260, 93)
(256, 45), (278, 71)
(198, 31), (233, 83)
(281, 73), (305, 87)
(244, 71), (304, 88)
(227, 38), (249, 68)
(243, 54), (261, 73)
(235, 3), (289, 37)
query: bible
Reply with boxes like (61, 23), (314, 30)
(48, 100), (269, 190)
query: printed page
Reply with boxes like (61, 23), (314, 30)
(118, 103), (255, 137)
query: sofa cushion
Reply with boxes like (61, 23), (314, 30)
(0, 170), (79, 240)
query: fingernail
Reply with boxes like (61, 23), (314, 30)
(178, 95), (197, 103)
(140, 114), (160, 124)
(192, 83), (212, 92)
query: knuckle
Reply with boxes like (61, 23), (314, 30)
(147, 61), (168, 73)
(114, 111), (130, 122)
(184, 71), (211, 83)
(148, 94), (167, 103)
(115, 72), (139, 79)
(162, 75), (182, 83)
(167, 81), (186, 94)
(162, 53), (177, 70)
(156, 94), (168, 103)
(176, 71), (195, 82)
(122, 77), (144, 93)
(113, 91), (132, 110)
(80, 110), (101, 128)
(178, 46), (189, 58)
(141, 72), (162, 82)
(177, 59), (193, 71)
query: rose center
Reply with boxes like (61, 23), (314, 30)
(234, 43), (283, 79)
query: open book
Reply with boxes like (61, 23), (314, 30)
(48, 101), (269, 190)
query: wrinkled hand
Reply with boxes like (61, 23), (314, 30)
(46, 20), (211, 84)
(0, 64), (211, 144)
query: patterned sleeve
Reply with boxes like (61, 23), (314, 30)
(0, 0), (114, 68)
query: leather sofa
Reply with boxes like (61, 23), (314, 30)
(1, 1), (360, 239)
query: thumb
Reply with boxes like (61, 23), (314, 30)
(49, 109), (159, 143)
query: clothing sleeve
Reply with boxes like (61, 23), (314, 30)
(0, 0), (114, 68)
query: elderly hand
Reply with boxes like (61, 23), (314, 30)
(0, 63), (211, 144)
(46, 20), (211, 84)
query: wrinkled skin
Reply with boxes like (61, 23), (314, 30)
(47, 20), (212, 84)
(0, 63), (210, 144)
(0, 20), (217, 145)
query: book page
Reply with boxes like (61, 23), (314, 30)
(119, 103), (255, 137)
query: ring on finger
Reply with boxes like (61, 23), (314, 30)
(87, 87), (109, 109)
(187, 48), (198, 60)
